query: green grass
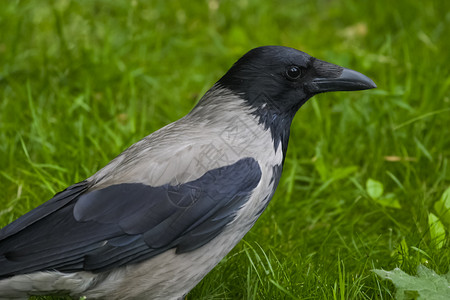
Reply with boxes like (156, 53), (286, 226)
(1, 0), (449, 299)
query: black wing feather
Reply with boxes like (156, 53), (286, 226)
(0, 158), (261, 278)
(0, 181), (90, 240)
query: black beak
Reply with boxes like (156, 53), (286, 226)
(306, 63), (377, 94)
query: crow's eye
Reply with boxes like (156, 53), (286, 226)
(286, 65), (303, 80)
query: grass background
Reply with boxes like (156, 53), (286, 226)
(0, 0), (449, 299)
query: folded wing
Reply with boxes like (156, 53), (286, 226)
(0, 158), (261, 278)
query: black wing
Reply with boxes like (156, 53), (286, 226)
(0, 158), (261, 278)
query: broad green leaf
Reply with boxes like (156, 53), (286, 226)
(376, 192), (401, 209)
(428, 213), (446, 249)
(434, 187), (450, 225)
(373, 265), (450, 300)
(441, 187), (450, 203)
(366, 178), (384, 199)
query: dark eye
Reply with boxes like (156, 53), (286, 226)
(286, 65), (302, 80)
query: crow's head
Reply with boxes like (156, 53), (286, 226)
(217, 46), (376, 115)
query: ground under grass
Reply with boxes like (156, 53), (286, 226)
(1, 0), (449, 299)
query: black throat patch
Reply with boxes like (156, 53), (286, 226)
(250, 100), (294, 162)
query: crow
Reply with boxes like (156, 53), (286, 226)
(0, 46), (376, 299)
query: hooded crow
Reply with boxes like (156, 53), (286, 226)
(0, 46), (376, 299)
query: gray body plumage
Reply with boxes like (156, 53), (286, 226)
(0, 46), (375, 299)
(0, 88), (283, 299)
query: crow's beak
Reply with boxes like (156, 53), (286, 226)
(306, 63), (377, 94)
